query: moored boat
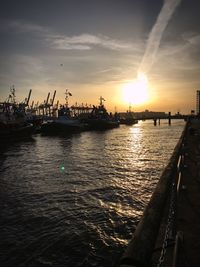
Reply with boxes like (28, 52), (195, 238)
(83, 97), (120, 130)
(120, 116), (138, 125)
(119, 106), (138, 125)
(41, 115), (86, 135)
(0, 102), (34, 139)
(41, 90), (88, 135)
(0, 121), (34, 139)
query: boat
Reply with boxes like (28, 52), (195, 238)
(83, 97), (120, 130)
(119, 105), (138, 125)
(41, 90), (87, 135)
(41, 108), (86, 134)
(0, 102), (34, 139)
(120, 114), (138, 125)
(0, 120), (34, 139)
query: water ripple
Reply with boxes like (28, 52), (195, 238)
(0, 120), (185, 266)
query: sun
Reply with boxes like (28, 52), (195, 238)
(122, 72), (149, 105)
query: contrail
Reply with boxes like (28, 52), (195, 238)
(139, 0), (182, 74)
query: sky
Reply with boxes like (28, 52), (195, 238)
(0, 0), (200, 114)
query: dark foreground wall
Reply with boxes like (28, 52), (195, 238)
(120, 122), (188, 267)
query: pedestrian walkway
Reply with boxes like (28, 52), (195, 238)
(177, 119), (200, 267)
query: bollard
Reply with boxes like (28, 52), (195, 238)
(168, 112), (171, 125)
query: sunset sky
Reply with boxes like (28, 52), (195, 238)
(0, 0), (200, 114)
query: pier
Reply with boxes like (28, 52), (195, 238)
(120, 118), (200, 267)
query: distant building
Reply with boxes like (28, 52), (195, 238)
(118, 110), (167, 119)
(196, 90), (200, 115)
(133, 110), (167, 119)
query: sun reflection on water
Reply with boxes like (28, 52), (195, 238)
(0, 120), (186, 267)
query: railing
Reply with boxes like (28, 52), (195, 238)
(172, 231), (183, 267)
(176, 155), (182, 194)
(170, 141), (187, 267)
(156, 141), (186, 267)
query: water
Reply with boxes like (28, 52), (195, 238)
(0, 120), (185, 267)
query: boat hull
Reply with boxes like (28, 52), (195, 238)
(85, 119), (120, 130)
(0, 123), (34, 139)
(120, 118), (138, 125)
(41, 121), (86, 135)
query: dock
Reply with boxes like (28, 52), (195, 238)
(120, 118), (200, 267)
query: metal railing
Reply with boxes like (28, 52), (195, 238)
(156, 141), (186, 267)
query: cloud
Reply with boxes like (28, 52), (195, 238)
(50, 33), (133, 51)
(182, 33), (200, 46)
(157, 32), (200, 59)
(51, 41), (91, 50)
(149, 31), (200, 85)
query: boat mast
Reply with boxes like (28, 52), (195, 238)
(9, 85), (16, 103)
(99, 96), (105, 106)
(65, 89), (72, 108)
(129, 103), (132, 113)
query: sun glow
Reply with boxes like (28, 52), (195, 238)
(122, 72), (149, 105)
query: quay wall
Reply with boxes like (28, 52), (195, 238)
(120, 121), (188, 267)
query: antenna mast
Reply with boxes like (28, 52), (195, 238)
(65, 89), (72, 107)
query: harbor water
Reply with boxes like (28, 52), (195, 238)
(0, 120), (185, 267)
